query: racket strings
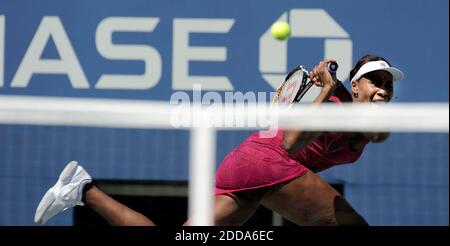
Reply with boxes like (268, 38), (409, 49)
(272, 65), (311, 104)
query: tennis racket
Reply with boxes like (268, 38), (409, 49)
(277, 61), (338, 105)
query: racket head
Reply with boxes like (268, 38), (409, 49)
(295, 83), (322, 103)
(297, 61), (339, 103)
(276, 62), (339, 105)
(278, 66), (309, 105)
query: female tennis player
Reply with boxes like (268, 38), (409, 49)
(34, 54), (404, 226)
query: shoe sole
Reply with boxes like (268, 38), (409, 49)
(34, 161), (79, 224)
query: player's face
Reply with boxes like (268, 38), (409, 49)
(353, 70), (394, 143)
(352, 70), (394, 103)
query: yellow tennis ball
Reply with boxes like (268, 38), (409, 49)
(271, 21), (291, 40)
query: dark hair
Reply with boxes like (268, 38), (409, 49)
(349, 54), (391, 81)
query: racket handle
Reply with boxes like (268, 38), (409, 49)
(327, 61), (338, 74)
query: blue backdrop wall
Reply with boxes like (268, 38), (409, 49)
(0, 0), (448, 225)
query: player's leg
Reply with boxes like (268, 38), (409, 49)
(183, 192), (262, 226)
(261, 171), (368, 226)
(84, 185), (155, 225)
(36, 161), (262, 226)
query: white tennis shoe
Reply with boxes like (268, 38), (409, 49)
(34, 161), (92, 224)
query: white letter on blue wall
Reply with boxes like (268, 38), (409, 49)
(11, 16), (89, 88)
(172, 18), (234, 91)
(95, 17), (162, 90)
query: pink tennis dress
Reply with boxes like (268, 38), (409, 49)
(215, 96), (369, 195)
